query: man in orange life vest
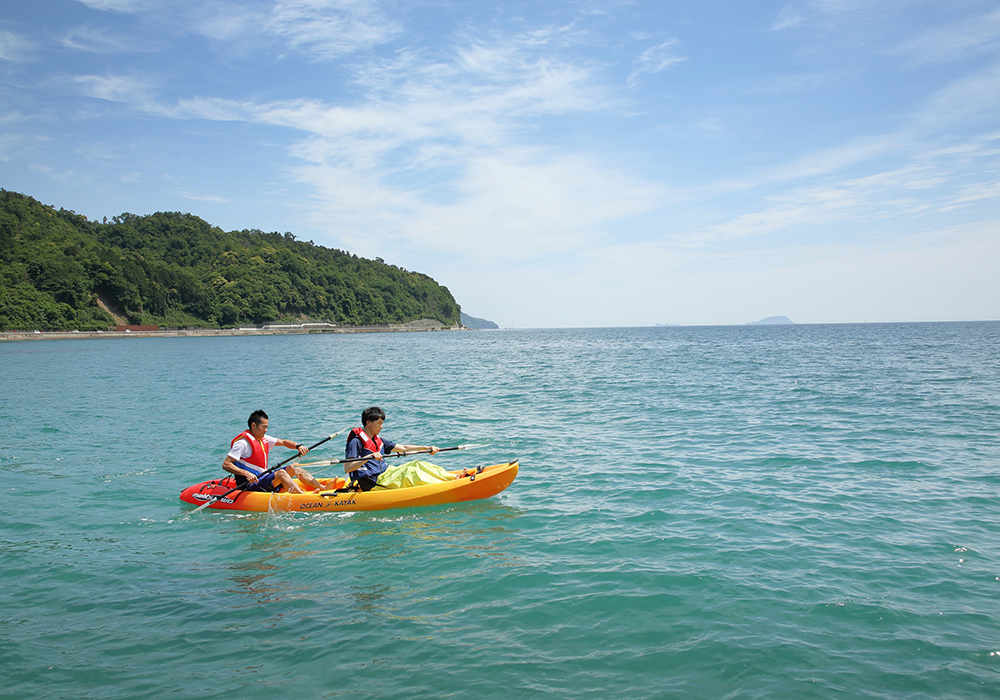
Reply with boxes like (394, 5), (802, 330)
(345, 406), (439, 491)
(223, 410), (325, 494)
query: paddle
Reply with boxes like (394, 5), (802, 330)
(296, 442), (490, 470)
(193, 429), (348, 512)
(305, 443), (492, 496)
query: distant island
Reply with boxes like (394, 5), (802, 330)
(461, 312), (499, 329)
(747, 316), (795, 325)
(0, 190), (460, 331)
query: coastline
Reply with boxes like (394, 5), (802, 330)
(0, 319), (462, 342)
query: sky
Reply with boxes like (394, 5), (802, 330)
(1, 0), (998, 327)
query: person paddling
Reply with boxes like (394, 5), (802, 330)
(223, 410), (325, 494)
(345, 406), (439, 491)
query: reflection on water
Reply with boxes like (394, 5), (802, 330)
(201, 498), (526, 611)
(348, 500), (524, 566)
(223, 554), (288, 604)
(346, 581), (392, 613)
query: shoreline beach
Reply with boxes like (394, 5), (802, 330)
(0, 319), (462, 342)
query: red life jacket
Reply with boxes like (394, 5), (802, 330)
(347, 427), (384, 456)
(232, 430), (269, 471)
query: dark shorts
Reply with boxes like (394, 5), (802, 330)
(234, 470), (280, 492)
(353, 476), (380, 492)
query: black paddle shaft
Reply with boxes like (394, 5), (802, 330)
(309, 444), (469, 467)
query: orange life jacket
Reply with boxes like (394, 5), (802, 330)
(232, 430), (269, 471)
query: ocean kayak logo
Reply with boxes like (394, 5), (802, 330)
(192, 493), (235, 504)
(299, 499), (356, 510)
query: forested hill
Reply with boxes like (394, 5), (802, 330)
(0, 190), (460, 331)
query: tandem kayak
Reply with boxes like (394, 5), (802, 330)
(179, 460), (518, 513)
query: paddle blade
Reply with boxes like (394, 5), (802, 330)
(192, 497), (219, 513)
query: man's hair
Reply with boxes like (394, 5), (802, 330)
(361, 406), (385, 425)
(248, 410), (268, 429)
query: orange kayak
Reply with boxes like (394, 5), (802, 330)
(179, 460), (518, 513)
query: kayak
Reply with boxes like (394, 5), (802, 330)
(179, 460), (518, 513)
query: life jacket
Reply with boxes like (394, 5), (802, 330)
(232, 430), (269, 472)
(347, 427), (385, 478)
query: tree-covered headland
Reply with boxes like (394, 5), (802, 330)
(0, 190), (460, 331)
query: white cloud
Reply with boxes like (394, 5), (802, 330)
(0, 29), (34, 62)
(665, 124), (1000, 249)
(76, 0), (152, 12)
(694, 186), (863, 245)
(914, 60), (1000, 131)
(0, 133), (28, 162)
(773, 6), (802, 31)
(894, 8), (1000, 65)
(765, 135), (902, 184)
(267, 0), (399, 58)
(193, 0), (398, 58)
(193, 5), (267, 42)
(135, 28), (650, 258)
(70, 0), (398, 59)
(166, 96), (251, 121)
(397, 151), (665, 259)
(939, 181), (1000, 211)
(712, 59), (1000, 201)
(94, 12), (996, 278)
(627, 40), (685, 88)
(74, 74), (155, 103)
(178, 191), (231, 203)
(58, 26), (160, 53)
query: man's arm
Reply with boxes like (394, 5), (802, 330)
(343, 437), (382, 474)
(273, 438), (309, 456)
(390, 443), (440, 455)
(222, 454), (259, 484)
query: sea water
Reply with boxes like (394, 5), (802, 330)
(1, 323), (999, 699)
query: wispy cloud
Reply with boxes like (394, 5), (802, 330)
(76, 0), (153, 13)
(893, 7), (1000, 65)
(70, 12), (999, 265)
(912, 59), (1000, 130)
(28, 161), (77, 182)
(178, 191), (231, 204)
(107, 27), (662, 258)
(685, 135), (1000, 247)
(70, 0), (399, 60)
(267, 0), (399, 59)
(192, 0), (399, 59)
(773, 6), (802, 31)
(57, 25), (161, 53)
(358, 150), (665, 260)
(7, 1), (995, 326)
(0, 29), (34, 62)
(939, 181), (1000, 211)
(74, 74), (156, 103)
(166, 31), (609, 140)
(0, 133), (37, 162)
(627, 39), (685, 88)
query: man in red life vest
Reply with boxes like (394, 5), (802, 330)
(345, 406), (440, 491)
(223, 410), (325, 494)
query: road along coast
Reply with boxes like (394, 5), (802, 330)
(0, 319), (462, 342)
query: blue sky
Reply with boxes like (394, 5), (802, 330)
(1, 1), (998, 327)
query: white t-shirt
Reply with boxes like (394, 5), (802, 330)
(228, 434), (279, 468)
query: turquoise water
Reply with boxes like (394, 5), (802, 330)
(2, 323), (999, 699)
